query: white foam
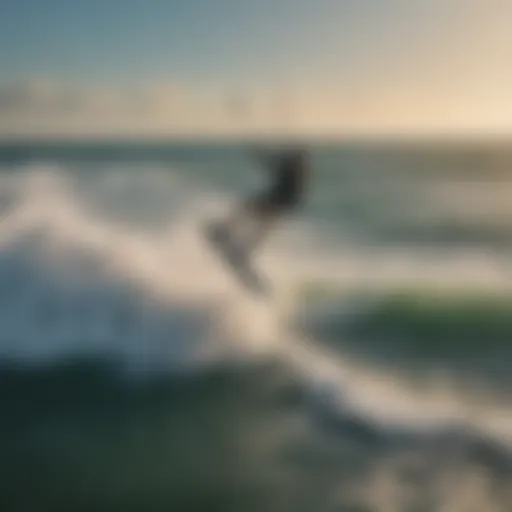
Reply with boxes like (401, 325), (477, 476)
(1, 162), (512, 445)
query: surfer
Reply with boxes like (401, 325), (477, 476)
(211, 147), (309, 256)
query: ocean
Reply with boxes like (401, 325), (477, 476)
(1, 139), (512, 511)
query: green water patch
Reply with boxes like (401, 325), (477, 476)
(349, 289), (512, 355)
(0, 357), (307, 512)
(297, 285), (512, 387)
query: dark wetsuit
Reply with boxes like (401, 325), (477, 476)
(214, 149), (307, 253)
(256, 151), (307, 213)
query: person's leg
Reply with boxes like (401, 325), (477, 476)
(220, 193), (269, 241)
(209, 195), (256, 245)
(242, 210), (277, 256)
(217, 193), (288, 256)
(237, 197), (290, 256)
(223, 199), (255, 232)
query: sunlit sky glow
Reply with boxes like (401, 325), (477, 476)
(1, 0), (512, 138)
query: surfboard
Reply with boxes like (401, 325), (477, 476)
(202, 221), (271, 297)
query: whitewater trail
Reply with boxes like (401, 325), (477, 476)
(0, 166), (300, 365)
(0, 165), (375, 426)
(2, 165), (512, 446)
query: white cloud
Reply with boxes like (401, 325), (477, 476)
(0, 80), (322, 138)
(1, 76), (512, 139)
(0, 79), (232, 137)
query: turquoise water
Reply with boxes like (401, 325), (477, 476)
(1, 140), (512, 510)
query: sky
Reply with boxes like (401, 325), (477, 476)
(1, 0), (512, 138)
